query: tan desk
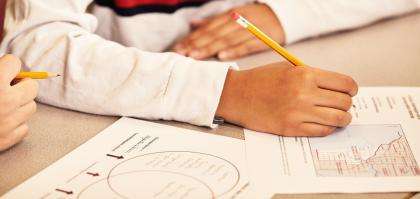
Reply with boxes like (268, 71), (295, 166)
(1, 12), (420, 199)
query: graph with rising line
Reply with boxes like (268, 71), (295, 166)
(309, 124), (420, 177)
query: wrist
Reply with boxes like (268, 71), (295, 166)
(216, 69), (250, 126)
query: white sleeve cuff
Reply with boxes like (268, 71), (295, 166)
(258, 0), (325, 44)
(163, 58), (238, 128)
(258, 0), (420, 44)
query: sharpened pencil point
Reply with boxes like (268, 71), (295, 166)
(48, 72), (60, 78)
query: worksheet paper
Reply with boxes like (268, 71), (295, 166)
(245, 87), (420, 197)
(4, 118), (250, 199)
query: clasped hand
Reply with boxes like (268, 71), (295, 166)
(173, 4), (284, 60)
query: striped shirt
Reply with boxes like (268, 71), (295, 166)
(95, 0), (213, 16)
(0, 0), (6, 41)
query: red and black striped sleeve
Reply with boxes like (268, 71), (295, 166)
(95, 0), (213, 16)
(0, 0), (6, 41)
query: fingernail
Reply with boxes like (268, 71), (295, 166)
(190, 51), (201, 58)
(218, 52), (230, 60)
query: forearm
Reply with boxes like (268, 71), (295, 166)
(3, 0), (234, 127)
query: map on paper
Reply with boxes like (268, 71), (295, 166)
(244, 87), (420, 195)
(309, 124), (420, 177)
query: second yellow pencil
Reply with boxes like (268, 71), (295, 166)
(16, 71), (60, 79)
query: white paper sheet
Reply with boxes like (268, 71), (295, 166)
(245, 87), (420, 197)
(4, 118), (250, 199)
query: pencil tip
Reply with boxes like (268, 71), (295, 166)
(49, 73), (61, 77)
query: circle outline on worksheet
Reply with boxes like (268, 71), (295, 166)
(77, 170), (215, 199)
(107, 151), (241, 198)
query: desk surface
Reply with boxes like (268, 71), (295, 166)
(1, 12), (420, 199)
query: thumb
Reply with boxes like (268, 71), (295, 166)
(0, 54), (22, 89)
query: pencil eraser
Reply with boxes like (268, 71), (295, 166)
(231, 12), (240, 20)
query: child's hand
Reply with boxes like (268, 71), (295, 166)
(216, 62), (358, 137)
(0, 55), (38, 151)
(173, 3), (284, 60)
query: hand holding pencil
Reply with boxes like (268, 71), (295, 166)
(0, 55), (41, 151)
(16, 71), (60, 79)
(215, 13), (358, 137)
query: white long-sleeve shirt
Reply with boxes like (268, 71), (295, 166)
(93, 0), (420, 49)
(2, 0), (239, 128)
(1, 0), (419, 128)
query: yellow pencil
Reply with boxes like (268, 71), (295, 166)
(16, 71), (60, 79)
(232, 13), (305, 66)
